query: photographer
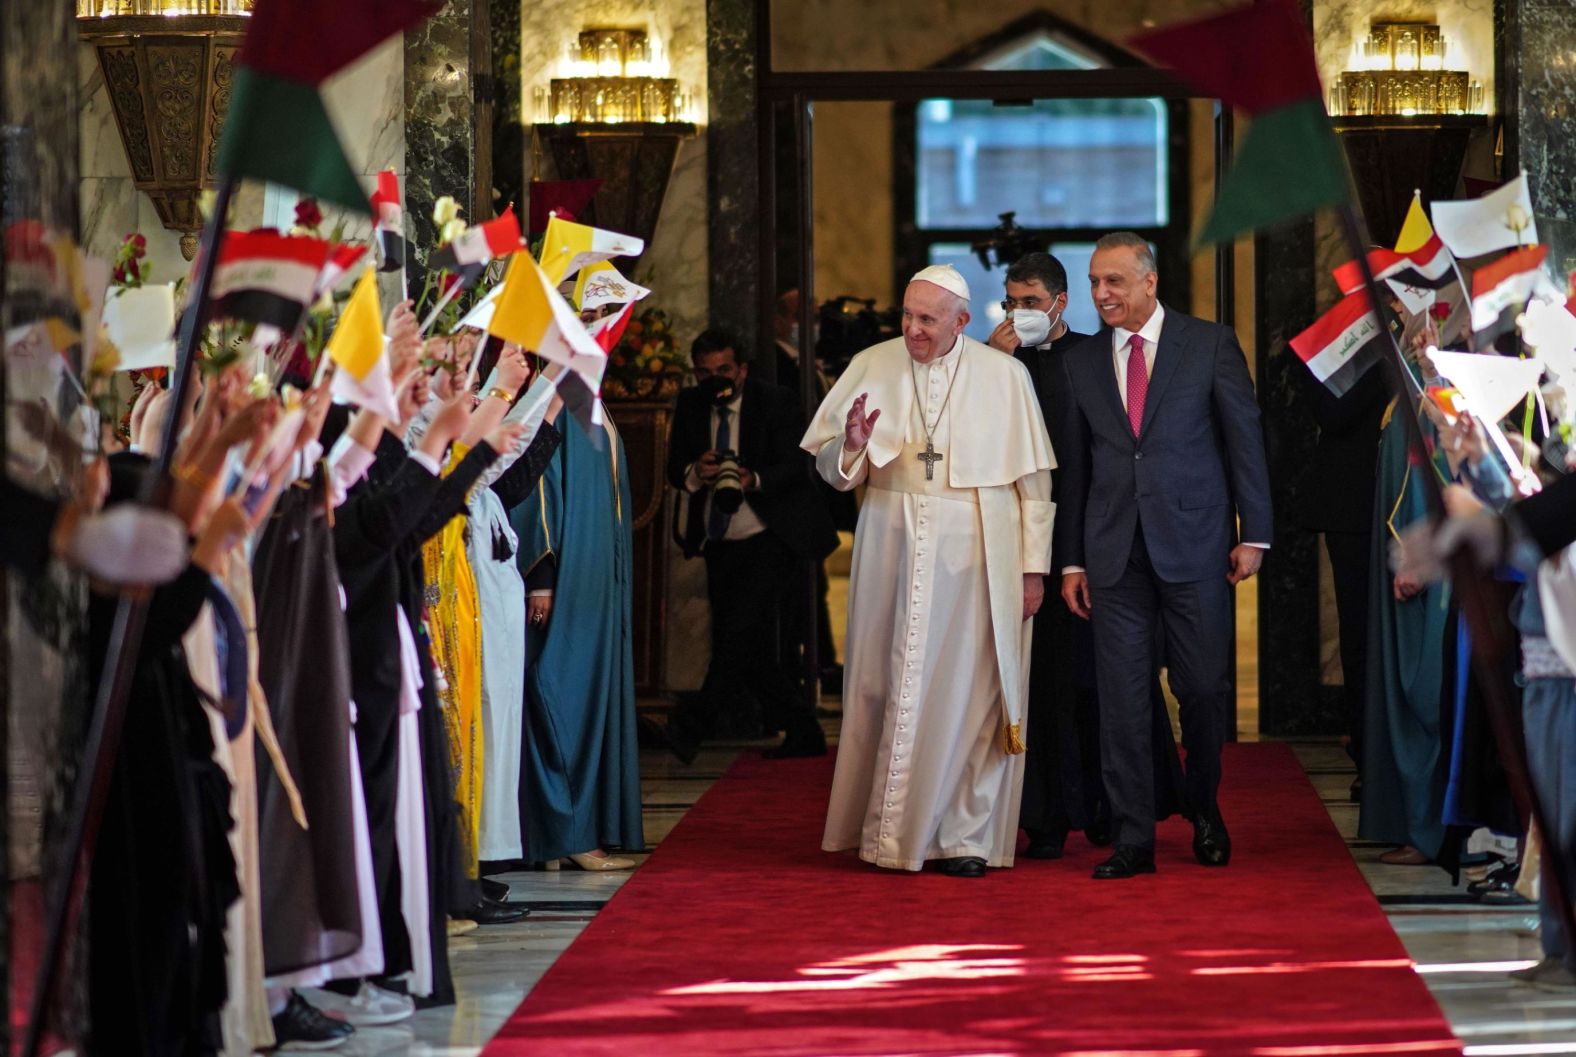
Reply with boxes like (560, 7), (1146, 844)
(666, 329), (839, 761)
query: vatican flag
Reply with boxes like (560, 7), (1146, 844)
(536, 216), (643, 286)
(326, 267), (383, 381)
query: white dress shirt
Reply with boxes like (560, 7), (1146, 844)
(1113, 303), (1165, 411)
(684, 390), (768, 541)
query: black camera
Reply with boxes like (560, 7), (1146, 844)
(711, 449), (744, 514)
(815, 296), (901, 376)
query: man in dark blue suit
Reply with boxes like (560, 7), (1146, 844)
(1055, 231), (1272, 879)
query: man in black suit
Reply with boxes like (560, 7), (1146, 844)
(1057, 232), (1272, 879)
(667, 328), (840, 760)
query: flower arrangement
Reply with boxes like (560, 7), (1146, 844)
(603, 307), (688, 400)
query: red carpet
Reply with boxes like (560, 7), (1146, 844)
(484, 743), (1460, 1057)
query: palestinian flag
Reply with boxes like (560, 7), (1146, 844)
(217, 0), (444, 212)
(370, 169), (405, 273)
(1471, 244), (1552, 335)
(210, 230), (330, 331)
(1131, 0), (1349, 246)
(429, 206), (521, 273)
(1290, 290), (1384, 397)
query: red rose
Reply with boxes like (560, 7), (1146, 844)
(112, 263), (128, 284)
(440, 271), (461, 296)
(1428, 301), (1452, 322)
(131, 233), (147, 253)
(294, 198), (324, 231)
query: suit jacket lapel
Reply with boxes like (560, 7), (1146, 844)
(1138, 307), (1185, 440)
(1092, 332), (1129, 439)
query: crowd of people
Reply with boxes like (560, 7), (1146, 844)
(6, 288), (649, 1053)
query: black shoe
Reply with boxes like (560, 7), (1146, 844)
(819, 664), (844, 696)
(1092, 845), (1156, 879)
(763, 730), (827, 759)
(480, 877), (510, 901)
(1192, 812), (1231, 867)
(936, 856), (987, 877)
(665, 718), (699, 765)
(271, 992), (355, 1051)
(1084, 801), (1114, 847)
(1024, 829), (1067, 860)
(457, 898), (529, 925)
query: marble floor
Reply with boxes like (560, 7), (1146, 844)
(316, 734), (1566, 1056)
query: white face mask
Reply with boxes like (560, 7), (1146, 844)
(1010, 308), (1053, 347)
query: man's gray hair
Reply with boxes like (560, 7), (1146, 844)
(1095, 231), (1157, 277)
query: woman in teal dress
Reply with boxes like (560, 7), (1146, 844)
(1358, 323), (1453, 865)
(510, 410), (645, 869)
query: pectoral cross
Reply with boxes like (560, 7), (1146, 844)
(917, 440), (944, 481)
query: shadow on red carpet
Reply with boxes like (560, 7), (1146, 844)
(483, 743), (1460, 1056)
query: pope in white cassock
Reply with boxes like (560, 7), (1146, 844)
(801, 264), (1056, 877)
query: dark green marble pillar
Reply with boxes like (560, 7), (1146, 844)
(706, 0), (761, 368)
(404, 0), (478, 287)
(1503, 0), (1576, 266)
(1254, 0), (1330, 736)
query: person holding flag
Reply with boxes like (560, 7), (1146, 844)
(502, 252), (647, 873)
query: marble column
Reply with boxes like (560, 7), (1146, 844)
(404, 0), (478, 288)
(1503, 0), (1576, 265)
(490, 0), (524, 220)
(3, 1), (91, 1042)
(706, 0), (760, 366)
(1255, 0), (1333, 736)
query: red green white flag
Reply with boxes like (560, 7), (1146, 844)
(217, 0), (445, 212)
(1131, 0), (1349, 246)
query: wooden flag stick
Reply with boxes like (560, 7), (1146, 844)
(1335, 198), (1576, 971)
(21, 177), (238, 1057)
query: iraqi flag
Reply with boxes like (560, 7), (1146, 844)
(428, 206), (521, 273)
(313, 242), (369, 299)
(1471, 244), (1558, 335)
(1290, 290), (1384, 397)
(370, 170), (405, 273)
(210, 230), (330, 331)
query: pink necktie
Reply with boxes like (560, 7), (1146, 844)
(1125, 333), (1148, 436)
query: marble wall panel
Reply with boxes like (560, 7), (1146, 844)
(406, 0), (477, 265)
(1516, 0), (1576, 267)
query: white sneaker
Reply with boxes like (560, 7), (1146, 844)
(320, 982), (415, 1026)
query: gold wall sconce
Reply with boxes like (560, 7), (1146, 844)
(1330, 21), (1484, 117)
(536, 28), (696, 125)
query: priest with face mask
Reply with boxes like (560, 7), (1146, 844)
(803, 264), (1056, 877)
(987, 252), (1187, 861)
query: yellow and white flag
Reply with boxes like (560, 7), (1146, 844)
(326, 268), (383, 381)
(573, 261), (651, 312)
(537, 216), (644, 286)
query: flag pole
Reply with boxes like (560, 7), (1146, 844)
(1334, 197), (1576, 969)
(21, 175), (238, 1057)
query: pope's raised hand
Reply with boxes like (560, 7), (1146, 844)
(845, 392), (880, 452)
